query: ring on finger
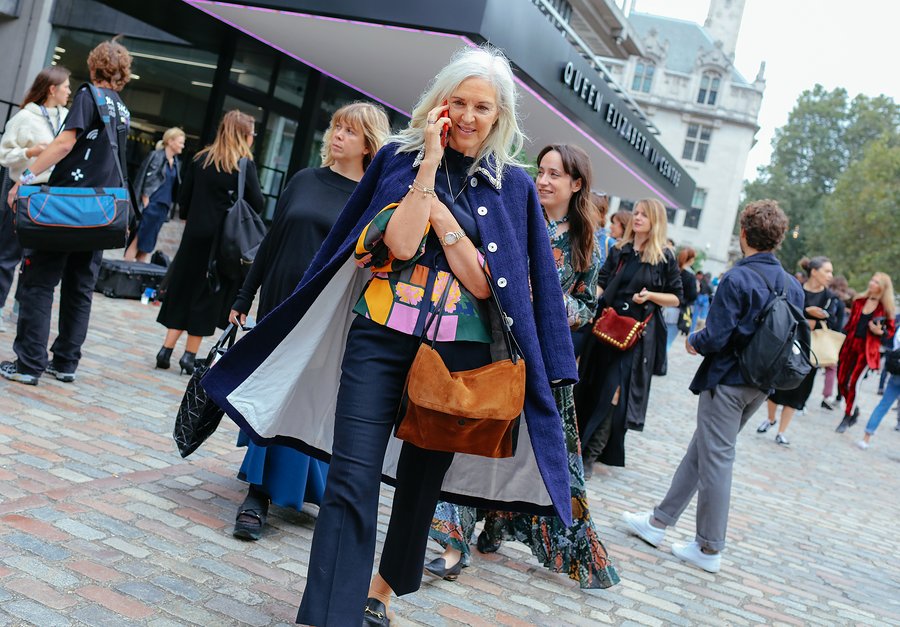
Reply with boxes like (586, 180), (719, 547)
(427, 119), (436, 124)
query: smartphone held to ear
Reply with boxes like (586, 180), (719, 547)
(440, 100), (450, 148)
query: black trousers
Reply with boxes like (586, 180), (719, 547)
(13, 249), (103, 375)
(297, 315), (490, 626)
(0, 200), (21, 309)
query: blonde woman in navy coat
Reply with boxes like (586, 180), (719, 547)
(203, 45), (577, 626)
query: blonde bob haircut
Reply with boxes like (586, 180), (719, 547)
(320, 101), (391, 171)
(616, 198), (669, 265)
(156, 127), (186, 151)
(195, 110), (254, 173)
(389, 44), (526, 177)
(857, 272), (896, 320)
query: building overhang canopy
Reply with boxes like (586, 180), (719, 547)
(184, 0), (694, 208)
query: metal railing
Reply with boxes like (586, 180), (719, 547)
(531, 0), (659, 135)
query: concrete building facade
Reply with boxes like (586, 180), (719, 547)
(602, 0), (764, 272)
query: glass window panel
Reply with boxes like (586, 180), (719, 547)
(666, 207), (677, 224)
(257, 113), (298, 220)
(221, 95), (264, 126)
(231, 38), (276, 93)
(692, 188), (707, 209)
(682, 140), (695, 160)
(51, 27), (217, 176)
(708, 90), (717, 106)
(684, 208), (702, 229)
(700, 126), (712, 141)
(687, 123), (699, 139)
(696, 142), (709, 162)
(274, 59), (310, 109)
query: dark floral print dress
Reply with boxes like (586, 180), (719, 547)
(429, 223), (620, 589)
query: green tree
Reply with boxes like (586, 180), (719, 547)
(742, 85), (900, 270)
(820, 135), (900, 289)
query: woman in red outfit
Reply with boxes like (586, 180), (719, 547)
(835, 272), (895, 433)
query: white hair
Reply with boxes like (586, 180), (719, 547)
(389, 44), (527, 177)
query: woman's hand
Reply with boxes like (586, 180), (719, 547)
(869, 319), (885, 336)
(421, 103), (451, 165)
(806, 306), (828, 320)
(229, 309), (247, 328)
(7, 182), (19, 209)
(26, 143), (47, 159)
(632, 288), (651, 305)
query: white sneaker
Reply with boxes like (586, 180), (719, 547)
(856, 440), (870, 450)
(756, 417), (776, 433)
(671, 541), (721, 573)
(622, 511), (665, 547)
(774, 433), (790, 446)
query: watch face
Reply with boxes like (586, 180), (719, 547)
(444, 232), (459, 245)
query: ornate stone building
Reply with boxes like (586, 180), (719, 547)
(602, 0), (765, 272)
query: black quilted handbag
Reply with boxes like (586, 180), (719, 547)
(173, 324), (237, 457)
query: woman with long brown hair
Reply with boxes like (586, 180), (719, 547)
(575, 198), (682, 474)
(154, 110), (264, 374)
(835, 272), (896, 433)
(425, 143), (619, 590)
(0, 66), (71, 331)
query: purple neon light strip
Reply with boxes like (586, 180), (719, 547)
(185, 0), (679, 205)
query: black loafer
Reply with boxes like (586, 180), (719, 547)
(363, 598), (390, 626)
(476, 529), (501, 554)
(424, 557), (463, 581)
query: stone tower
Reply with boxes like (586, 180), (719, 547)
(703, 0), (747, 59)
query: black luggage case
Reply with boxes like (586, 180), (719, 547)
(94, 258), (168, 299)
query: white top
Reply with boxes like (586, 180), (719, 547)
(0, 103), (68, 183)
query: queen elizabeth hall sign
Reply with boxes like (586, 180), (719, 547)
(561, 62), (681, 189)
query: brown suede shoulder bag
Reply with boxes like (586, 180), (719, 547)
(395, 270), (525, 458)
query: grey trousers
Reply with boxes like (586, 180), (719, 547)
(653, 384), (766, 551)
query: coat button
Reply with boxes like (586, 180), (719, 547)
(487, 242), (498, 252)
(505, 315), (514, 327)
(497, 277), (507, 288)
(470, 178), (478, 187)
(477, 206), (488, 216)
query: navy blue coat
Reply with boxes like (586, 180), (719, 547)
(203, 144), (578, 524)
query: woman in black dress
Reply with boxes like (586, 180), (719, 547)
(226, 102), (390, 541)
(575, 198), (682, 471)
(155, 110), (264, 374)
(758, 256), (839, 445)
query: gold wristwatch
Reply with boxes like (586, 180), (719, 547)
(439, 230), (467, 246)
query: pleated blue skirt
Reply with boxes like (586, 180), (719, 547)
(237, 431), (328, 510)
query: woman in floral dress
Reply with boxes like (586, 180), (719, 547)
(426, 144), (619, 589)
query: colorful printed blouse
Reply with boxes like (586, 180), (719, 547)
(551, 224), (601, 329)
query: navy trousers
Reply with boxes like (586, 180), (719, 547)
(297, 315), (490, 626)
(13, 249), (103, 375)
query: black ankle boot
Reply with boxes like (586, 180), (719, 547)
(835, 415), (852, 433)
(178, 351), (196, 375)
(156, 346), (173, 369)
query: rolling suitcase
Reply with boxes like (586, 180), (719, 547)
(94, 258), (168, 299)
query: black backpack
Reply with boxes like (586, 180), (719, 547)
(738, 265), (814, 391)
(210, 158), (266, 284)
(885, 348), (900, 376)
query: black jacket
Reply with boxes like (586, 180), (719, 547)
(600, 243), (683, 430)
(134, 148), (181, 204)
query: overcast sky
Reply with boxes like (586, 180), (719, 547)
(630, 0), (900, 182)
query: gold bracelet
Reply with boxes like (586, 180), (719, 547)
(408, 179), (436, 198)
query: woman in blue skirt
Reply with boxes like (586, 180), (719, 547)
(227, 102), (390, 539)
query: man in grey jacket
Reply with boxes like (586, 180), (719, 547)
(621, 199), (803, 573)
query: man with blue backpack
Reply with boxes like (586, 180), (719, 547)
(622, 199), (806, 573)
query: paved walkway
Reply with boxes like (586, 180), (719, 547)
(1, 286), (899, 626)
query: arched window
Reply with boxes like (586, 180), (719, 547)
(631, 61), (655, 93)
(697, 72), (720, 105)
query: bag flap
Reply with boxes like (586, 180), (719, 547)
(406, 344), (525, 421)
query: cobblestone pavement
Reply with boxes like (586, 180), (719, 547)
(1, 285), (899, 626)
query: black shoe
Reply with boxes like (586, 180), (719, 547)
(849, 407), (859, 426)
(233, 490), (269, 541)
(46, 363), (76, 383)
(156, 346), (173, 369)
(363, 598), (390, 626)
(582, 458), (594, 480)
(836, 416), (852, 433)
(424, 556), (463, 581)
(820, 399), (834, 411)
(0, 360), (39, 385)
(476, 529), (501, 554)
(178, 351), (196, 375)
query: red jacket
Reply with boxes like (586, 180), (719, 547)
(841, 299), (895, 370)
